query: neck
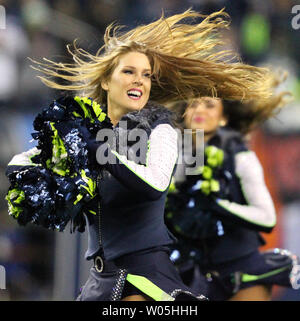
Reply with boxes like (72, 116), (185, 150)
(191, 130), (216, 149)
(204, 132), (214, 144)
(107, 106), (127, 127)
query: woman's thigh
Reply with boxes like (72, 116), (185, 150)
(122, 294), (150, 301)
(228, 285), (272, 301)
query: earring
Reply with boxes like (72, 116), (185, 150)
(219, 120), (226, 127)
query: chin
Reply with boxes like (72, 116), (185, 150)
(191, 124), (205, 131)
(127, 102), (147, 111)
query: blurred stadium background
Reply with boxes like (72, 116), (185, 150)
(0, 0), (300, 301)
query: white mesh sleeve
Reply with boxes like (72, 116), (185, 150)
(110, 124), (178, 191)
(216, 151), (276, 228)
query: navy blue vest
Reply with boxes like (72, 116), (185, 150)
(84, 102), (177, 261)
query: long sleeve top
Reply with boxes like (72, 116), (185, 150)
(85, 107), (179, 261)
(213, 150), (276, 232)
(170, 128), (276, 264)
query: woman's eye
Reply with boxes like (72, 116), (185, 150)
(144, 73), (151, 78)
(190, 102), (199, 108)
(123, 70), (133, 74)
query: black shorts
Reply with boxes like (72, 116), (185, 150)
(77, 246), (207, 301)
(179, 248), (299, 301)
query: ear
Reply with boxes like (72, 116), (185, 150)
(101, 79), (108, 91)
(219, 117), (228, 127)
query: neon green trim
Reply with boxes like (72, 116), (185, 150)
(205, 145), (218, 158)
(8, 148), (41, 167)
(48, 122), (70, 176)
(232, 151), (277, 228)
(80, 169), (96, 196)
(88, 210), (96, 215)
(174, 225), (182, 233)
(6, 189), (25, 218)
(126, 274), (174, 301)
(28, 151), (41, 166)
(88, 98), (106, 122)
(201, 180), (210, 195)
(79, 185), (92, 196)
(217, 200), (276, 229)
(98, 112), (106, 122)
(74, 96), (107, 123)
(166, 212), (173, 219)
(74, 96), (93, 120)
(72, 111), (82, 118)
(210, 179), (220, 192)
(202, 166), (212, 179)
(74, 170), (97, 205)
(168, 178), (176, 193)
(236, 151), (253, 156)
(145, 140), (151, 166)
(111, 150), (175, 192)
(205, 146), (224, 168)
(74, 193), (83, 205)
(91, 99), (101, 117)
(8, 163), (40, 167)
(241, 266), (290, 283)
(80, 185), (91, 195)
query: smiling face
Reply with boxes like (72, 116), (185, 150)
(184, 97), (227, 141)
(101, 51), (152, 118)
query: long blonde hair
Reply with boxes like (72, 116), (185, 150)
(30, 9), (277, 106)
(223, 75), (292, 134)
(170, 71), (292, 134)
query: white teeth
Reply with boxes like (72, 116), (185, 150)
(127, 90), (142, 97)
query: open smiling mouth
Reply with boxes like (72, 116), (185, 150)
(127, 90), (143, 100)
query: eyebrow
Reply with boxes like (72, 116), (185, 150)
(123, 65), (151, 72)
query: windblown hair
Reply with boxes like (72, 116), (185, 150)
(222, 75), (292, 134)
(31, 9), (277, 105)
(170, 71), (292, 135)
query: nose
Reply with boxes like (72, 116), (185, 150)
(133, 79), (143, 86)
(133, 74), (143, 86)
(193, 101), (206, 113)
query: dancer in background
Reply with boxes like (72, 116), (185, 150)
(166, 89), (299, 301)
(6, 10), (281, 301)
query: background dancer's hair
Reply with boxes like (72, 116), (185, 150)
(169, 70), (292, 135)
(30, 9), (278, 106)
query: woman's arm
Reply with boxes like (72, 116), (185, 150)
(212, 151), (276, 232)
(103, 124), (178, 201)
